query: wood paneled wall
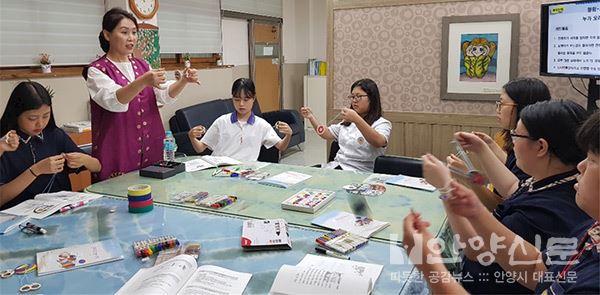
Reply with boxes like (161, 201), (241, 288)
(328, 110), (501, 160)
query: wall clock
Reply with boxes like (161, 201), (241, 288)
(129, 0), (159, 20)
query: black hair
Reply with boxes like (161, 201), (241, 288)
(0, 81), (57, 135)
(520, 100), (588, 166)
(98, 8), (138, 53)
(342, 78), (383, 126)
(231, 78), (256, 98)
(576, 111), (599, 155)
(500, 77), (552, 151)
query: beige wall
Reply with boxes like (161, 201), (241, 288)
(0, 66), (245, 130)
(331, 0), (586, 114)
(282, 0), (327, 111)
(282, 63), (307, 110)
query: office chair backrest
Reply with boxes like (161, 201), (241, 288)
(328, 141), (340, 162)
(374, 155), (423, 177)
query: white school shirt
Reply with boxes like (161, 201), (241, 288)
(328, 117), (392, 172)
(86, 57), (176, 112)
(200, 112), (282, 161)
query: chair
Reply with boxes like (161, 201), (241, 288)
(328, 141), (339, 162)
(374, 155), (423, 177)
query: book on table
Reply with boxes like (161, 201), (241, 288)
(311, 210), (390, 238)
(116, 254), (252, 295)
(1, 191), (103, 219)
(241, 218), (292, 251)
(36, 239), (124, 276)
(385, 174), (436, 192)
(281, 188), (335, 213)
(269, 254), (383, 295)
(183, 156), (242, 172)
(258, 171), (312, 189)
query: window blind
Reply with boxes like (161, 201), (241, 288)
(158, 0), (222, 54)
(221, 0), (282, 18)
(0, 0), (104, 67)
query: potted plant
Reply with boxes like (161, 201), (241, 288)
(183, 53), (191, 68)
(39, 53), (52, 73)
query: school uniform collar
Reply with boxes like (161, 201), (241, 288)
(230, 111), (256, 125)
(527, 169), (579, 191)
(16, 129), (44, 144)
(587, 221), (600, 247)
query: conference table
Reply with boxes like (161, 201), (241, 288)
(85, 159), (447, 243)
(0, 159), (447, 294)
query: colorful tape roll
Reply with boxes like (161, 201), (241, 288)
(127, 184), (153, 213)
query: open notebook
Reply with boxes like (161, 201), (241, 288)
(270, 254), (383, 295)
(183, 156), (242, 172)
(116, 254), (251, 295)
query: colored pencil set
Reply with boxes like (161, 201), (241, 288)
(195, 195), (238, 209)
(133, 235), (180, 258)
(315, 229), (368, 254)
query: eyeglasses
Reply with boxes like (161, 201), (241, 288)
(495, 101), (517, 112)
(509, 129), (536, 141)
(347, 94), (368, 102)
(232, 97), (254, 103)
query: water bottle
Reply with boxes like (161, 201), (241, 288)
(163, 131), (177, 162)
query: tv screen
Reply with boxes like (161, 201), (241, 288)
(540, 0), (600, 79)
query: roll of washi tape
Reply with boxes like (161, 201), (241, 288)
(127, 184), (152, 196)
(127, 194), (152, 202)
(128, 198), (154, 208)
(128, 205), (154, 213)
(128, 184), (153, 213)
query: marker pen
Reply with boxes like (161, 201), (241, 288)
(315, 247), (350, 260)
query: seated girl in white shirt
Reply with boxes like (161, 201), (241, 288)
(188, 78), (292, 161)
(301, 78), (392, 172)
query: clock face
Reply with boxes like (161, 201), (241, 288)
(130, 0), (159, 20)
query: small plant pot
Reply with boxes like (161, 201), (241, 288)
(41, 64), (52, 74)
(184, 60), (191, 68)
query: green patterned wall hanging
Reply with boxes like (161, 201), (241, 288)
(135, 24), (160, 68)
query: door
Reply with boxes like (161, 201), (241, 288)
(252, 22), (282, 112)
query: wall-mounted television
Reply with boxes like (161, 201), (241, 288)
(540, 0), (600, 79)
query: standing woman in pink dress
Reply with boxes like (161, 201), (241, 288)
(83, 8), (199, 181)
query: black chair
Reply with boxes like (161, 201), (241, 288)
(374, 155), (423, 177)
(328, 141), (340, 162)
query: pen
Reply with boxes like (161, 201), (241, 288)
(315, 247), (350, 260)
(22, 222), (47, 235)
(59, 201), (88, 213)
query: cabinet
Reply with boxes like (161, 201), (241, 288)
(66, 130), (92, 192)
(303, 75), (327, 130)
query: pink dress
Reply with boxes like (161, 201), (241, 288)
(83, 56), (165, 182)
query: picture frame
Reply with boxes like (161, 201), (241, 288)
(440, 14), (520, 101)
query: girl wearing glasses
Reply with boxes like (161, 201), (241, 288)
(451, 78), (551, 184)
(404, 110), (599, 295)
(300, 78), (391, 172)
(448, 78), (551, 209)
(427, 100), (590, 294)
(188, 78), (292, 160)
(0, 82), (102, 210)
